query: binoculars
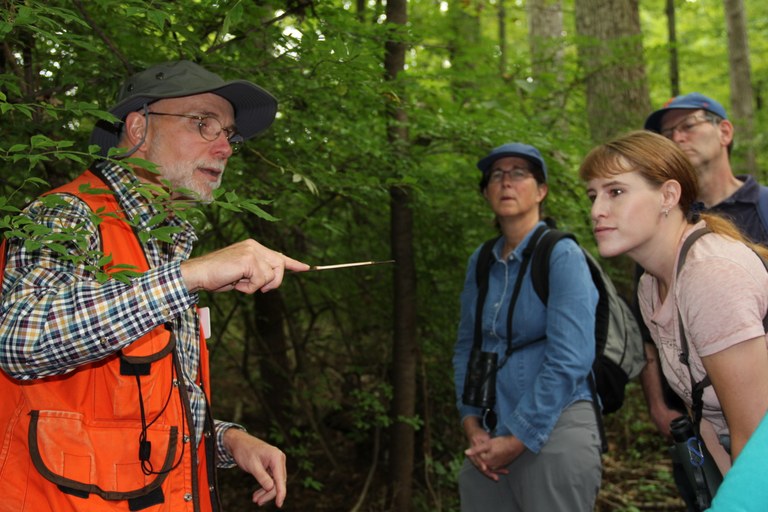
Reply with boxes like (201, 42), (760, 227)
(670, 415), (723, 510)
(462, 348), (498, 409)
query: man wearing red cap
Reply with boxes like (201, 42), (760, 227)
(0, 60), (308, 511)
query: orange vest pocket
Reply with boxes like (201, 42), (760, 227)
(28, 410), (178, 501)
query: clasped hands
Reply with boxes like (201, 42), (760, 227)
(463, 417), (526, 481)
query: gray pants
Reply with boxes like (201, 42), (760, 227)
(458, 401), (602, 512)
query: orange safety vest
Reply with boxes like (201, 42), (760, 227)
(0, 169), (218, 512)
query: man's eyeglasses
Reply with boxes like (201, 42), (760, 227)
(660, 112), (719, 139)
(488, 167), (534, 184)
(147, 112), (244, 152)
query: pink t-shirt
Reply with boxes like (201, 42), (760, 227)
(639, 222), (768, 441)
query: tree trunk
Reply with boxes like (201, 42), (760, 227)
(574, 0), (651, 143)
(723, 0), (758, 177)
(498, 0), (507, 77)
(384, 1), (416, 511)
(665, 0), (679, 97)
(252, 291), (293, 429)
(527, 0), (566, 128)
(528, 0), (563, 79)
(448, 0), (481, 94)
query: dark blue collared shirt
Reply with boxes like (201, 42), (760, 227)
(711, 175), (768, 244)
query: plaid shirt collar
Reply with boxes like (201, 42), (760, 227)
(93, 160), (198, 263)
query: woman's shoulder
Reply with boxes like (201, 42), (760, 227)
(686, 231), (764, 271)
(678, 231), (768, 296)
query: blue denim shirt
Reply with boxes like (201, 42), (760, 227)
(453, 222), (598, 453)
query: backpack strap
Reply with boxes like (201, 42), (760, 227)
(529, 229), (575, 304)
(528, 228), (609, 452)
(676, 227), (768, 429)
(502, 226), (548, 358)
(528, 229), (611, 354)
(676, 228), (712, 430)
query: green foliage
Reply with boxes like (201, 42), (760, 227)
(350, 384), (394, 433)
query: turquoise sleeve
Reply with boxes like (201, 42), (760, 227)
(709, 413), (768, 511)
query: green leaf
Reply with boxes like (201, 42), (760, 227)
(88, 110), (119, 122)
(239, 201), (279, 221)
(215, 201), (242, 212)
(40, 194), (72, 209)
(46, 242), (70, 256)
(64, 153), (87, 165)
(228, 2), (244, 25)
(147, 226), (182, 243)
(147, 213), (168, 227)
(0, 22), (11, 39)
(22, 240), (42, 252)
(146, 9), (168, 29)
(109, 264), (142, 273)
(78, 186), (114, 198)
(30, 134), (57, 149)
(0, 202), (20, 213)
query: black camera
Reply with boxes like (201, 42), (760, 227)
(669, 415), (723, 510)
(462, 348), (498, 409)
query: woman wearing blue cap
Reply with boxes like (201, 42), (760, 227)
(453, 143), (602, 511)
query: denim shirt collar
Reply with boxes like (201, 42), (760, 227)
(492, 220), (548, 262)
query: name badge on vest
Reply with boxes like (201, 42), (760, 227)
(199, 306), (211, 339)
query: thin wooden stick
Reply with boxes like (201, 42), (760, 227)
(305, 260), (395, 271)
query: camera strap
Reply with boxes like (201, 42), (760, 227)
(472, 225), (548, 359)
(470, 225), (548, 431)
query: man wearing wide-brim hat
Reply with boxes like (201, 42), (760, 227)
(0, 60), (307, 511)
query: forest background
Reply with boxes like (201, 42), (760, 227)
(1, 0), (764, 510)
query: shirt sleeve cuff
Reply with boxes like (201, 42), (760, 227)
(508, 411), (547, 453)
(214, 420), (247, 468)
(135, 261), (198, 324)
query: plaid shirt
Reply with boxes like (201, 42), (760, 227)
(0, 161), (239, 466)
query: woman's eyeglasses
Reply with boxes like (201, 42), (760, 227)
(488, 167), (533, 183)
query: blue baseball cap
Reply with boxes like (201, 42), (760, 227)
(476, 142), (548, 183)
(644, 92), (728, 133)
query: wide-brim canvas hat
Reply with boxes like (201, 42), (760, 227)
(89, 60), (277, 156)
(476, 142), (548, 182)
(644, 92), (728, 133)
